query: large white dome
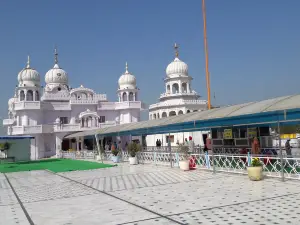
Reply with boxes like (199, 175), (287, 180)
(166, 57), (188, 77)
(45, 63), (68, 84)
(17, 56), (40, 87)
(118, 62), (136, 89)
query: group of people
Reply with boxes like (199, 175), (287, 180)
(155, 139), (162, 147)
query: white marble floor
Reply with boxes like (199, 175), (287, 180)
(1, 163), (300, 225)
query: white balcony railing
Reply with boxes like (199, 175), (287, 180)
(14, 101), (41, 110)
(54, 124), (81, 132)
(70, 94), (107, 104)
(98, 101), (142, 110)
(159, 91), (199, 99)
(3, 119), (14, 126)
(149, 99), (208, 109)
(115, 101), (142, 110)
(10, 121), (118, 135)
(41, 93), (70, 101)
(98, 102), (116, 110)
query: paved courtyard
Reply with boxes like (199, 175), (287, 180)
(1, 163), (300, 225)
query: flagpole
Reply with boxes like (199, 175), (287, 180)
(202, 0), (211, 109)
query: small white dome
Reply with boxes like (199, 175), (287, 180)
(18, 56), (40, 87)
(118, 62), (136, 89)
(166, 57), (188, 77)
(8, 96), (17, 110)
(45, 64), (68, 84)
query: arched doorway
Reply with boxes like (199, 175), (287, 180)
(169, 111), (176, 117)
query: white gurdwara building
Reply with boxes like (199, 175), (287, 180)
(146, 44), (209, 147)
(3, 50), (144, 159)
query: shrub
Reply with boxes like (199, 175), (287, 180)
(178, 144), (189, 160)
(251, 158), (262, 167)
(127, 142), (141, 157)
(112, 148), (119, 156)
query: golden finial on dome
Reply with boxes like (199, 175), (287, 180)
(125, 62), (129, 74)
(54, 46), (58, 64)
(174, 43), (179, 58)
(26, 55), (30, 68)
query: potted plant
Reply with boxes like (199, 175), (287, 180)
(0, 142), (11, 159)
(111, 148), (120, 163)
(178, 144), (190, 171)
(127, 142), (141, 165)
(247, 157), (263, 181)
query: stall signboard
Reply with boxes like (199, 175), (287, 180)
(247, 128), (257, 138)
(223, 129), (233, 139)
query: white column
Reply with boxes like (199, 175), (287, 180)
(126, 92), (129, 101)
(55, 135), (62, 156)
(179, 81), (182, 93)
(187, 83), (191, 93)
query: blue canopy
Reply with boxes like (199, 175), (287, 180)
(0, 135), (34, 140)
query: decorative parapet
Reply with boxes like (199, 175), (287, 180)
(41, 93), (70, 101)
(14, 101), (41, 110)
(159, 91), (199, 99)
(70, 94), (107, 104)
(3, 119), (15, 126)
(149, 99), (207, 110)
(98, 101), (142, 110)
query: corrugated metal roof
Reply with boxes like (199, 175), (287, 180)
(65, 94), (300, 139)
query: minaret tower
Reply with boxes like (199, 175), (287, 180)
(117, 62), (138, 102)
(162, 43), (199, 100)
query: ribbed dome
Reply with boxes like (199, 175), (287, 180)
(18, 56), (40, 87)
(166, 57), (188, 77)
(118, 62), (136, 89)
(45, 64), (68, 84)
(8, 95), (17, 110)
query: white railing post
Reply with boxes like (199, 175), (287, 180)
(278, 121), (285, 182)
(247, 152), (251, 167)
(205, 151), (210, 169)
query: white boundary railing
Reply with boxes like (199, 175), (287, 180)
(58, 150), (300, 180)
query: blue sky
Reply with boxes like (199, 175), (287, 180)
(0, 0), (300, 120)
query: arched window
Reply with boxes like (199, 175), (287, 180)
(129, 92), (134, 101)
(162, 112), (167, 118)
(172, 83), (179, 94)
(81, 93), (87, 99)
(187, 110), (190, 113)
(157, 113), (160, 119)
(193, 110), (198, 112)
(153, 114), (157, 120)
(122, 92), (127, 101)
(169, 111), (176, 117)
(167, 85), (170, 93)
(20, 90), (25, 101)
(26, 90), (33, 101)
(35, 91), (40, 101)
(178, 110), (184, 115)
(182, 83), (187, 93)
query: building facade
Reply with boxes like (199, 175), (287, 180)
(146, 44), (209, 147)
(3, 50), (144, 159)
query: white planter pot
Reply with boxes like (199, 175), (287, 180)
(179, 160), (190, 171)
(129, 157), (138, 165)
